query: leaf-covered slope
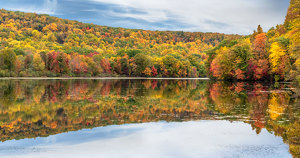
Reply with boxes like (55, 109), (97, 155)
(0, 9), (241, 77)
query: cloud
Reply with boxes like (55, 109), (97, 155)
(89, 0), (289, 34)
(1, 0), (289, 34)
(3, 0), (58, 15)
(0, 121), (291, 158)
(42, 0), (58, 14)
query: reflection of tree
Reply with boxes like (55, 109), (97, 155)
(248, 83), (269, 133)
(268, 91), (289, 121)
(209, 82), (248, 115)
(287, 122), (300, 157)
(0, 79), (298, 157)
(0, 79), (208, 141)
(0, 80), (16, 107)
(207, 81), (299, 157)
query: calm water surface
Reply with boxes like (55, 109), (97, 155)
(0, 79), (299, 158)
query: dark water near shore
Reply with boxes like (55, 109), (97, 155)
(0, 79), (299, 158)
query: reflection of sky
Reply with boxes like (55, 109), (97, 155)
(0, 120), (291, 158)
(0, 0), (290, 34)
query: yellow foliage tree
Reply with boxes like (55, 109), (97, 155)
(33, 53), (45, 72)
(32, 30), (41, 40)
(269, 42), (286, 74)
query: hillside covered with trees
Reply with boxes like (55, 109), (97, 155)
(0, 9), (240, 78)
(0, 0), (299, 82)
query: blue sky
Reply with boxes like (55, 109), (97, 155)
(0, 0), (290, 34)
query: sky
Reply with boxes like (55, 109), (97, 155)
(0, 0), (290, 35)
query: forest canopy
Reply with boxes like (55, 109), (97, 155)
(0, 9), (240, 78)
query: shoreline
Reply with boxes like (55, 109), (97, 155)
(0, 77), (210, 80)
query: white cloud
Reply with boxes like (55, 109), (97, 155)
(42, 0), (58, 14)
(89, 0), (288, 34)
(0, 121), (290, 158)
(6, 0), (58, 15)
(2, 0), (288, 34)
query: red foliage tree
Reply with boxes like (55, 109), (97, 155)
(251, 33), (269, 80)
(100, 58), (111, 73)
(253, 33), (267, 59)
(151, 66), (158, 77)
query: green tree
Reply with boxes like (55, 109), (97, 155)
(134, 53), (151, 76)
(163, 55), (178, 77)
(0, 49), (17, 71)
(257, 25), (263, 34)
(120, 57), (129, 75)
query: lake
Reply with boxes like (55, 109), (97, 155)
(0, 79), (299, 158)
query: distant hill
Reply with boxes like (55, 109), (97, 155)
(0, 9), (241, 77)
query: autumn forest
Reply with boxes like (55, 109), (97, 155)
(0, 0), (298, 83)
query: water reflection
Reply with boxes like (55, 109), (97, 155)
(0, 79), (299, 157)
(0, 121), (292, 158)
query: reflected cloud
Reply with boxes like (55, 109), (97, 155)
(0, 121), (291, 158)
